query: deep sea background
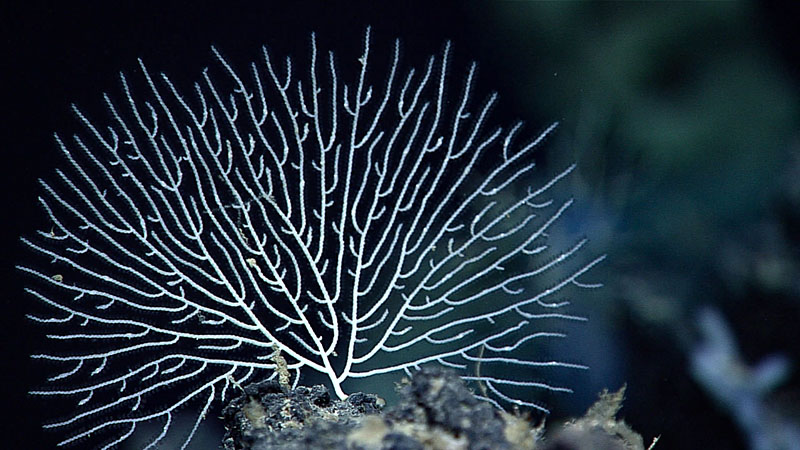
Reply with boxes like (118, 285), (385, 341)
(1, 2), (799, 449)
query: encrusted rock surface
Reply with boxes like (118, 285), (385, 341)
(221, 379), (383, 450)
(222, 367), (648, 450)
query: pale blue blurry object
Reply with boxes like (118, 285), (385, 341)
(691, 307), (800, 450)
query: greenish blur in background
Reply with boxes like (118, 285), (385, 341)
(461, 3), (799, 449)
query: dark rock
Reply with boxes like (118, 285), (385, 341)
(221, 368), (648, 449)
(222, 367), (535, 449)
(221, 378), (383, 450)
(385, 367), (518, 450)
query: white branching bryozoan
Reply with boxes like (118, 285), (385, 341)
(21, 28), (604, 448)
